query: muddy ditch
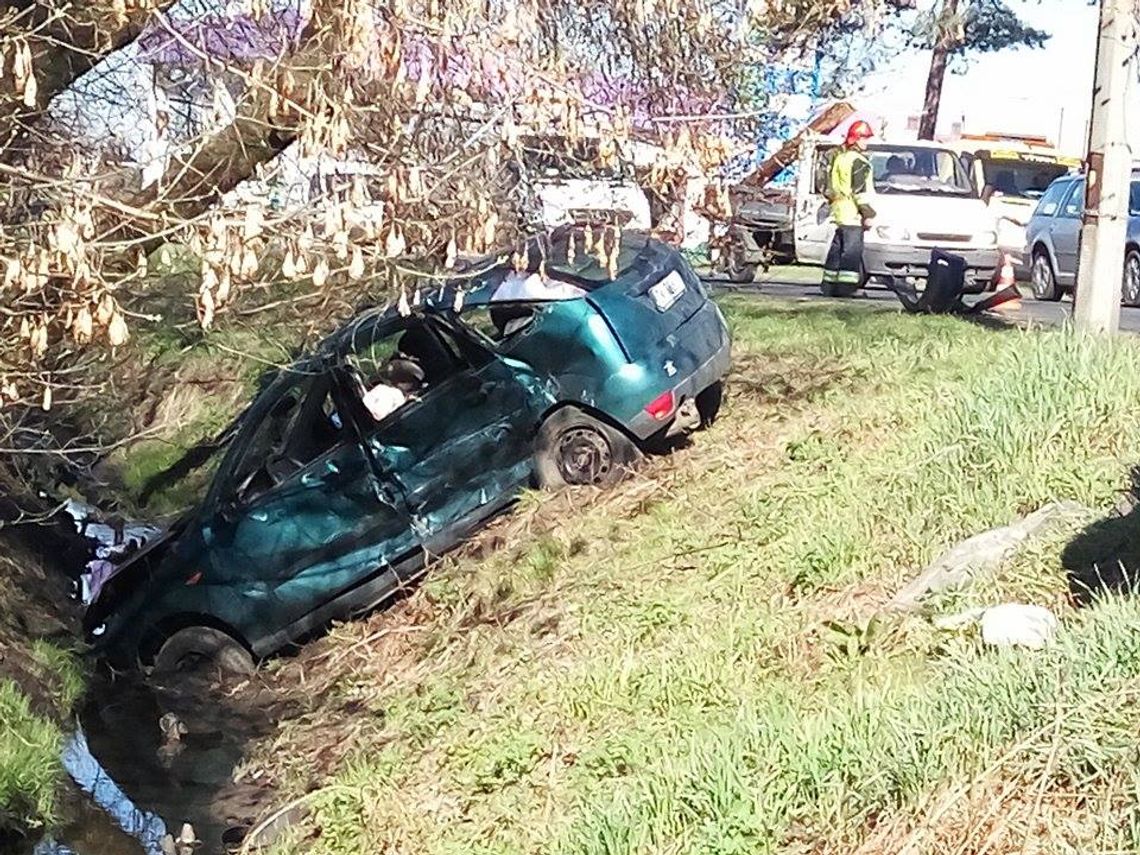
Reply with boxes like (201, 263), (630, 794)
(14, 671), (286, 855)
(9, 472), (674, 855)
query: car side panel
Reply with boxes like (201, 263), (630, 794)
(1052, 180), (1087, 286)
(496, 299), (631, 413)
(202, 440), (417, 652)
(502, 298), (729, 440)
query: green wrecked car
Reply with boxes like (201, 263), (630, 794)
(84, 227), (731, 674)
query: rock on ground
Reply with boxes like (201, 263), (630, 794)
(890, 501), (1089, 611)
(980, 603), (1059, 650)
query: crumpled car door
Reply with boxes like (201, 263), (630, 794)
(205, 439), (416, 649)
(367, 357), (545, 540)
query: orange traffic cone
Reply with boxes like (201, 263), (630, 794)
(992, 254), (1021, 311)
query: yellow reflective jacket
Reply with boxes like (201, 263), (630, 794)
(828, 149), (876, 227)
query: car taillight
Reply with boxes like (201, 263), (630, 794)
(645, 390), (675, 421)
(185, 571), (202, 586)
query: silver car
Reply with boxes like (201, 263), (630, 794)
(1024, 172), (1140, 304)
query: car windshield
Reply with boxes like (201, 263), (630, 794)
(868, 146), (975, 196)
(979, 157), (1070, 200)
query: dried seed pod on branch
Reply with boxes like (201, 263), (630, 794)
(0, 0), (903, 488)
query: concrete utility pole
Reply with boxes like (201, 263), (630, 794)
(1074, 0), (1135, 333)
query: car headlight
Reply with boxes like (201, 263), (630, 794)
(875, 225), (911, 242)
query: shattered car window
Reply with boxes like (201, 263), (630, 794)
(219, 371), (348, 505)
(544, 230), (650, 282)
(459, 304), (540, 343)
(340, 318), (469, 424)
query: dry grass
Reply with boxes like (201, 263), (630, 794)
(231, 298), (1140, 855)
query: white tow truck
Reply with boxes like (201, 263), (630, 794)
(728, 134), (1002, 291)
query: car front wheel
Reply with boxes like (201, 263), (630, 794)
(1030, 251), (1061, 302)
(1123, 250), (1140, 306)
(152, 626), (255, 679)
(534, 408), (642, 490)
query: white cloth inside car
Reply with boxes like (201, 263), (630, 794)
(491, 271), (586, 303)
(362, 383), (406, 422)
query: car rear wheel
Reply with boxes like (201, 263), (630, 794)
(1030, 250), (1061, 302)
(152, 626), (255, 679)
(696, 381), (723, 428)
(535, 408), (642, 490)
(1123, 250), (1140, 306)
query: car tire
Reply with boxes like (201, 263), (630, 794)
(534, 408), (642, 490)
(1030, 250), (1061, 302)
(152, 626), (255, 678)
(695, 381), (723, 428)
(1123, 250), (1140, 307)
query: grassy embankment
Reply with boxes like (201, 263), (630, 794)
(231, 295), (1140, 854)
(0, 539), (85, 837)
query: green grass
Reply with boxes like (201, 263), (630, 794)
(0, 539), (84, 835)
(0, 681), (64, 831)
(0, 639), (80, 834)
(255, 297), (1140, 854)
(28, 640), (84, 715)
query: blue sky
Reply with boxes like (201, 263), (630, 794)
(860, 0), (1138, 155)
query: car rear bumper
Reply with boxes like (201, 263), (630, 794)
(865, 243), (1000, 290)
(626, 307), (732, 441)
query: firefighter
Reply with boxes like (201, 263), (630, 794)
(821, 120), (877, 297)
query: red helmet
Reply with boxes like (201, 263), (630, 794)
(845, 120), (875, 145)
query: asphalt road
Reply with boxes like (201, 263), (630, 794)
(706, 276), (1140, 334)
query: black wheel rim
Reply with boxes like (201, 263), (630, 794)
(556, 427), (613, 485)
(1125, 257), (1140, 304)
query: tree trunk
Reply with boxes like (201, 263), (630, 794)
(0, 0), (177, 160)
(917, 0), (960, 141)
(91, 4), (340, 240)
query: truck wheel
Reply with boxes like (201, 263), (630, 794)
(1030, 250), (1061, 302)
(724, 252), (758, 284)
(153, 627), (255, 678)
(534, 408), (642, 490)
(716, 241), (757, 284)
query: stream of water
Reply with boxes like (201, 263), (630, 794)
(14, 672), (274, 855)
